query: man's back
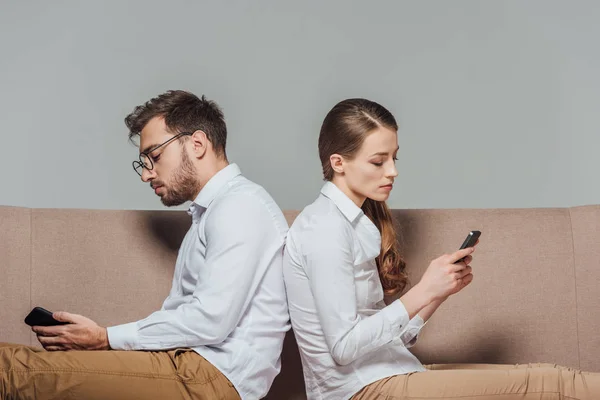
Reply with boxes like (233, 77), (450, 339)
(191, 167), (290, 397)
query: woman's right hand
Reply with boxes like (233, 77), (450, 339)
(416, 247), (475, 303)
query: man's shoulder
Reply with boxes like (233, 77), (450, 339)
(207, 175), (288, 234)
(217, 175), (277, 210)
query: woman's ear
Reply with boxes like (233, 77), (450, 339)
(190, 130), (208, 159)
(330, 154), (344, 174)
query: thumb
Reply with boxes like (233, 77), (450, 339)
(53, 311), (78, 323)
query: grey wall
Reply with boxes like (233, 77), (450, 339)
(1, 1), (599, 211)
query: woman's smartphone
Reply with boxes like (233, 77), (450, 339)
(24, 307), (68, 327)
(456, 230), (481, 263)
(459, 230), (481, 250)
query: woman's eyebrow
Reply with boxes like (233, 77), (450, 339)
(370, 146), (399, 157)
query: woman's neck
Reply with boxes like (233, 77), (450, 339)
(330, 177), (366, 208)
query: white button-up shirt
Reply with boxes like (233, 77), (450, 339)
(107, 164), (290, 399)
(283, 182), (426, 400)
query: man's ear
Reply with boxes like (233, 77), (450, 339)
(189, 130), (209, 159)
(330, 154), (344, 174)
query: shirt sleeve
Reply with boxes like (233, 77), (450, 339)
(398, 315), (426, 348)
(107, 193), (282, 350)
(303, 215), (412, 366)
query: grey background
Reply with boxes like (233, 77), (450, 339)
(1, 1), (598, 211)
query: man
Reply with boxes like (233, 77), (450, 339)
(0, 90), (290, 399)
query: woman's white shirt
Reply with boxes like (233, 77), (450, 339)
(283, 182), (426, 400)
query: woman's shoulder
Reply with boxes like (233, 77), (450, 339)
(288, 195), (353, 241)
(285, 195), (357, 269)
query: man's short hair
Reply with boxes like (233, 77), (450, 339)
(125, 90), (227, 157)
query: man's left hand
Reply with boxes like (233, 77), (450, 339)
(32, 312), (111, 351)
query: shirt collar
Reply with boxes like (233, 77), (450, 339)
(320, 181), (364, 223)
(190, 163), (242, 211)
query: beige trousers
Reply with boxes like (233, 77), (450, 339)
(0, 343), (240, 400)
(352, 363), (600, 400)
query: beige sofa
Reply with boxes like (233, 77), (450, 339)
(1, 205), (599, 399)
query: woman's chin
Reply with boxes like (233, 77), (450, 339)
(368, 192), (391, 202)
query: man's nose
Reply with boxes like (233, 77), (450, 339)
(141, 167), (156, 182)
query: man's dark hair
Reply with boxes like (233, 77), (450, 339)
(125, 90), (227, 157)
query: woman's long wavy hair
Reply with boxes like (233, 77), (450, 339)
(318, 98), (408, 296)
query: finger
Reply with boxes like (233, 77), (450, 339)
(53, 311), (77, 324)
(32, 326), (65, 336)
(453, 267), (472, 280)
(34, 329), (57, 337)
(449, 247), (475, 264)
(458, 266), (473, 278)
(448, 260), (468, 273)
(453, 256), (473, 269)
(462, 273), (474, 286)
(37, 335), (66, 346)
(44, 346), (66, 352)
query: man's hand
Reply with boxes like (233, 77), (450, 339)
(32, 312), (111, 351)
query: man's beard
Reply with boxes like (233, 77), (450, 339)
(159, 150), (202, 207)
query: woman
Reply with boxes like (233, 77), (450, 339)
(282, 98), (599, 399)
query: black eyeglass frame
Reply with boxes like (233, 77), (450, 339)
(132, 132), (193, 176)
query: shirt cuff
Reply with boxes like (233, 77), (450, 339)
(400, 314), (427, 347)
(381, 298), (411, 334)
(411, 314), (427, 328)
(106, 322), (140, 350)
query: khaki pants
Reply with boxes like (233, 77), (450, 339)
(0, 343), (240, 400)
(352, 363), (600, 400)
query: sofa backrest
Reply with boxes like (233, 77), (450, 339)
(1, 205), (599, 399)
(0, 207), (31, 345)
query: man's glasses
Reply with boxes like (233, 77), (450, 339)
(132, 132), (193, 176)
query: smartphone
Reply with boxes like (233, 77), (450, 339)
(24, 307), (68, 327)
(456, 230), (481, 263)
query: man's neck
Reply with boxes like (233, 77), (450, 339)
(191, 159), (231, 201)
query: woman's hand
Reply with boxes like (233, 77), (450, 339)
(416, 247), (475, 303)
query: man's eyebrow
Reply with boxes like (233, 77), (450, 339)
(140, 143), (160, 155)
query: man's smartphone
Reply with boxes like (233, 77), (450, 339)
(24, 307), (68, 327)
(456, 230), (481, 263)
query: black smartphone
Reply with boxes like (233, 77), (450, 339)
(456, 230), (481, 263)
(24, 307), (68, 327)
